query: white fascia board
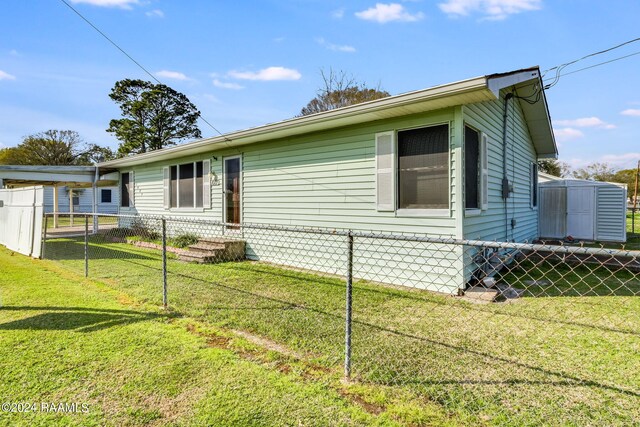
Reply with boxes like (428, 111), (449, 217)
(487, 69), (541, 97)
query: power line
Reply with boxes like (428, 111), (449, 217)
(57, 0), (230, 141)
(544, 36), (640, 89)
(554, 49), (640, 79)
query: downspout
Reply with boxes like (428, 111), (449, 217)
(93, 166), (99, 233)
(501, 92), (514, 241)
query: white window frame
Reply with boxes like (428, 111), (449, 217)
(166, 161), (207, 211)
(394, 122), (452, 217)
(100, 189), (112, 204)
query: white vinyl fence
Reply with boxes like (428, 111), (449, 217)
(0, 186), (44, 257)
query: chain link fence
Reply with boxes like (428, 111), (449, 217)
(42, 213), (640, 426)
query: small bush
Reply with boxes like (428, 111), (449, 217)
(171, 233), (199, 248)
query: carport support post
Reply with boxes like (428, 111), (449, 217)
(162, 218), (168, 309)
(84, 214), (89, 278)
(344, 230), (354, 381)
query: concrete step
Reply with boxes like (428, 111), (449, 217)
(178, 238), (246, 264)
(462, 286), (499, 303)
(188, 242), (226, 252)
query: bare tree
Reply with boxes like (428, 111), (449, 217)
(300, 68), (390, 116)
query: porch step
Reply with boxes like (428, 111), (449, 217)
(177, 238), (246, 264)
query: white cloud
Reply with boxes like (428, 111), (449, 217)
(315, 38), (356, 53)
(228, 67), (301, 81)
(554, 117), (616, 129)
(0, 70), (16, 81)
(599, 152), (640, 169)
(155, 70), (189, 81)
(146, 9), (164, 18)
(554, 127), (583, 142)
(69, 0), (139, 9)
(621, 109), (640, 117)
(355, 3), (424, 23)
(439, 0), (541, 20)
(213, 79), (244, 90)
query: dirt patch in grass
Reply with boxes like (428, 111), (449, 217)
(339, 389), (386, 415)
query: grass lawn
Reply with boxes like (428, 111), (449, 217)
(0, 246), (456, 427)
(45, 215), (118, 229)
(41, 237), (640, 426)
(627, 209), (639, 236)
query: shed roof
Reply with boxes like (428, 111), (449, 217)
(99, 66), (557, 169)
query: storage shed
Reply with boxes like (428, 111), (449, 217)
(539, 179), (627, 242)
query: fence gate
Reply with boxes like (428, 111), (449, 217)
(0, 186), (44, 257)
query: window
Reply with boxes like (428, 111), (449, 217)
(120, 172), (133, 208)
(465, 126), (480, 210)
(397, 124), (449, 210)
(464, 126), (489, 212)
(72, 194), (79, 206)
(531, 162), (538, 208)
(101, 189), (112, 204)
(167, 161), (207, 209)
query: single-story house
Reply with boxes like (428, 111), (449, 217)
(97, 66), (557, 293)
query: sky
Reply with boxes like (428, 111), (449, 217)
(1, 0), (639, 172)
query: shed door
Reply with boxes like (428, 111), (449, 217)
(567, 187), (595, 240)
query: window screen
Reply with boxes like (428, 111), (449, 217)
(120, 173), (130, 207)
(465, 126), (480, 209)
(178, 163), (194, 208)
(169, 161), (204, 208)
(101, 189), (112, 204)
(195, 161), (204, 208)
(398, 124), (449, 210)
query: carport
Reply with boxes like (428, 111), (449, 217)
(0, 165), (118, 230)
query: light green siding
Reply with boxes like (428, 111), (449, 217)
(462, 91), (539, 243)
(119, 97), (540, 294)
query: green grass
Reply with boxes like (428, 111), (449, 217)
(0, 247), (454, 427)
(45, 215), (118, 229)
(41, 237), (640, 426)
(627, 209), (639, 236)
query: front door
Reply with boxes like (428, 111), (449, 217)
(223, 156), (241, 227)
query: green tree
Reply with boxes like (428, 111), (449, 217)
(572, 162), (616, 182)
(300, 68), (390, 116)
(0, 130), (112, 166)
(107, 79), (202, 157)
(538, 159), (570, 177)
(612, 168), (639, 196)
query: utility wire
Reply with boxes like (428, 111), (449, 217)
(57, 0), (230, 141)
(543, 36), (640, 89)
(552, 49), (640, 79)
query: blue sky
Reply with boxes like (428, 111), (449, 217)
(1, 0), (639, 171)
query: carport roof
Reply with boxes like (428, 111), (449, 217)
(0, 165), (118, 188)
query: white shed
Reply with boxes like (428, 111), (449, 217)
(539, 179), (627, 242)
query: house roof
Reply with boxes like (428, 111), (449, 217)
(99, 66), (557, 169)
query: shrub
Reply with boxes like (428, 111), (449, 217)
(170, 233), (199, 248)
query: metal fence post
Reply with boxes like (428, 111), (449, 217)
(84, 214), (89, 277)
(162, 218), (168, 309)
(42, 214), (48, 259)
(344, 230), (354, 380)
